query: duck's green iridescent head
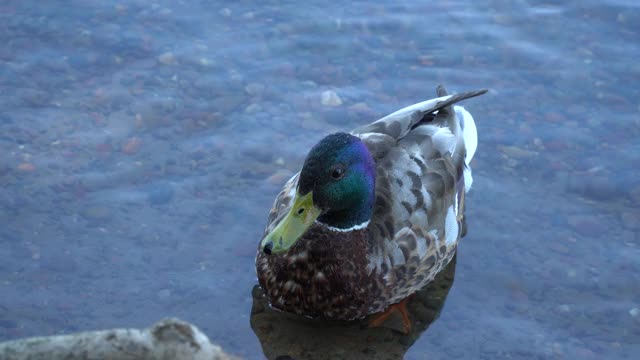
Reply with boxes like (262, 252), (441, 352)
(261, 132), (376, 255)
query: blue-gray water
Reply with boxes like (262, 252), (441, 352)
(1, 1), (639, 359)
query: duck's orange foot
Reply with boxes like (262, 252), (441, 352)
(368, 296), (413, 334)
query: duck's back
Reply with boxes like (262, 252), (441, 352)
(353, 86), (486, 312)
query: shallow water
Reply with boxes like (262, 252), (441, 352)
(0, 0), (638, 359)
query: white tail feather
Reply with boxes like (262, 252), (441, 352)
(455, 106), (477, 165)
(463, 165), (473, 192)
(455, 105), (477, 193)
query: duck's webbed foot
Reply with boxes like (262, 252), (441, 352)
(367, 295), (413, 334)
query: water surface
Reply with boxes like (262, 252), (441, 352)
(0, 1), (638, 359)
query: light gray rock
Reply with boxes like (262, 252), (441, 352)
(0, 318), (238, 360)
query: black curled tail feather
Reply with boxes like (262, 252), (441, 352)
(412, 87), (488, 130)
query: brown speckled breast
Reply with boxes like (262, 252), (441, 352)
(255, 224), (380, 320)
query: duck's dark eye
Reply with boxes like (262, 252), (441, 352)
(331, 165), (345, 180)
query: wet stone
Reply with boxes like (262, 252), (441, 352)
(122, 137), (143, 155)
(567, 173), (622, 201)
(147, 183), (175, 205)
(158, 52), (176, 65)
(81, 206), (113, 222)
(321, 90), (343, 106)
(558, 304), (571, 313)
(17, 163), (36, 172)
(157, 289), (172, 303)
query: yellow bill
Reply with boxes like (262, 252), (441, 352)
(261, 191), (321, 255)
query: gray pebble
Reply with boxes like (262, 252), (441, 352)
(147, 183), (174, 205)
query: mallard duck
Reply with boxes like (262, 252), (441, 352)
(255, 85), (487, 325)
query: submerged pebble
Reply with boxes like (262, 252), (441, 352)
(147, 183), (175, 205)
(157, 289), (172, 303)
(17, 163), (36, 172)
(81, 206), (113, 221)
(567, 173), (622, 201)
(321, 90), (343, 106)
(558, 304), (571, 313)
(158, 52), (176, 65)
(122, 137), (143, 155)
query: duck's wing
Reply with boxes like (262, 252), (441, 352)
(355, 86), (487, 306)
(352, 87), (487, 140)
